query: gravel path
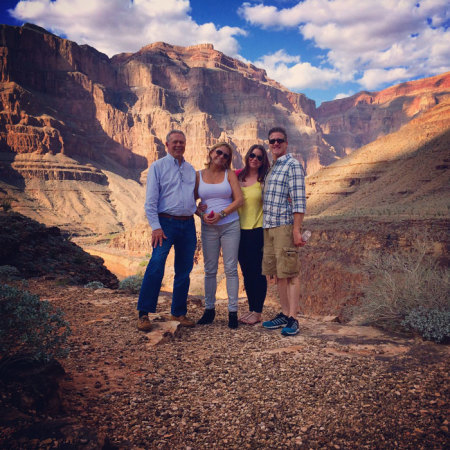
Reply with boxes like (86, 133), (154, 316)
(21, 281), (450, 448)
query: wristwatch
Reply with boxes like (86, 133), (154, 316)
(219, 210), (227, 219)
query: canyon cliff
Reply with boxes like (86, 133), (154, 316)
(0, 23), (449, 239)
(316, 72), (450, 157)
(308, 96), (450, 220)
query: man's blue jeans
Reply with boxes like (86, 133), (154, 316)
(137, 216), (197, 317)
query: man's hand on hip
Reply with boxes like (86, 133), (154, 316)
(152, 228), (167, 248)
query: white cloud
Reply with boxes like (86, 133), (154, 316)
(240, 0), (450, 91)
(359, 68), (411, 90)
(255, 50), (341, 90)
(10, 0), (246, 57)
(334, 91), (355, 100)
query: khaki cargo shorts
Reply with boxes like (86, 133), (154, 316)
(262, 225), (300, 279)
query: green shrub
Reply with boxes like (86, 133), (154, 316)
(352, 239), (450, 340)
(119, 275), (144, 294)
(0, 265), (21, 281)
(401, 307), (450, 343)
(0, 284), (71, 361)
(84, 281), (105, 289)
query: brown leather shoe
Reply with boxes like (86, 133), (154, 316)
(170, 315), (195, 327)
(137, 315), (152, 332)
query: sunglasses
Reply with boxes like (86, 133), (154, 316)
(269, 138), (286, 145)
(249, 153), (263, 162)
(215, 149), (230, 160)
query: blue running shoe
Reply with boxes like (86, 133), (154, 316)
(281, 317), (300, 336)
(262, 312), (289, 329)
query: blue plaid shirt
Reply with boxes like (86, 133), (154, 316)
(263, 153), (306, 228)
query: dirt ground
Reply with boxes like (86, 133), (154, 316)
(2, 279), (449, 449)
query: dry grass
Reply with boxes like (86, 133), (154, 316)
(352, 237), (450, 333)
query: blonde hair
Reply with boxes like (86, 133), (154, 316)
(206, 142), (233, 169)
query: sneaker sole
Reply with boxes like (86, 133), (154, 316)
(281, 328), (299, 336)
(262, 323), (288, 329)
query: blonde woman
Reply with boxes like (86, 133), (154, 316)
(196, 142), (243, 328)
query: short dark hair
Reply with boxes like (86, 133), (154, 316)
(166, 129), (186, 143)
(268, 127), (287, 140)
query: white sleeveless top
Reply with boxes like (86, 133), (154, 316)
(198, 170), (239, 225)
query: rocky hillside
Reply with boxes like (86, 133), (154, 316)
(0, 211), (118, 287)
(316, 72), (450, 158)
(307, 96), (450, 220)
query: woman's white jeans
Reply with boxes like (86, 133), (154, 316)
(201, 219), (240, 312)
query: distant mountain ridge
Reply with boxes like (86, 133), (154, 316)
(0, 23), (449, 236)
(308, 96), (450, 220)
(317, 72), (450, 158)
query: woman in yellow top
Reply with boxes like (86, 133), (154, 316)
(237, 144), (270, 325)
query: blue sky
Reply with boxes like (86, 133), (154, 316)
(1, 0), (449, 105)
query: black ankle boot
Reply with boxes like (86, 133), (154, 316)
(197, 308), (215, 325)
(228, 311), (238, 329)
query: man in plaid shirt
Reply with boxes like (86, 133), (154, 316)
(262, 126), (306, 336)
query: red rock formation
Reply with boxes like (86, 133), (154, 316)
(0, 23), (448, 237)
(0, 24), (328, 177)
(112, 40), (322, 172)
(0, 24), (141, 169)
(307, 96), (450, 220)
(316, 72), (450, 156)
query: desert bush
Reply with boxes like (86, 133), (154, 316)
(119, 275), (144, 294)
(352, 239), (449, 341)
(0, 284), (71, 361)
(0, 265), (21, 281)
(84, 281), (105, 289)
(401, 307), (450, 343)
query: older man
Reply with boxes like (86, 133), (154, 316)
(262, 126), (306, 336)
(137, 130), (197, 331)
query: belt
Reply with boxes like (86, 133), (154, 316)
(158, 213), (193, 221)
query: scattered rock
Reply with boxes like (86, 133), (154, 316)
(1, 279), (448, 449)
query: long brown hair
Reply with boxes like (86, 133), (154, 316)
(206, 142), (233, 169)
(238, 144), (269, 182)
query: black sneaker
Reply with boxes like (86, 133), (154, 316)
(281, 317), (300, 336)
(262, 312), (289, 329)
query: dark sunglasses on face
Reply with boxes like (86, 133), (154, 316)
(249, 153), (263, 161)
(215, 149), (230, 160)
(269, 138), (286, 145)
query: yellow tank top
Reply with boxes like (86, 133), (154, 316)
(238, 182), (263, 229)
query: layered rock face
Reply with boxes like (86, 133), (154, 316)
(0, 24), (330, 233)
(307, 97), (450, 220)
(316, 72), (450, 157)
(0, 24), (329, 176)
(0, 23), (448, 238)
(0, 24), (147, 234)
(112, 41), (325, 173)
